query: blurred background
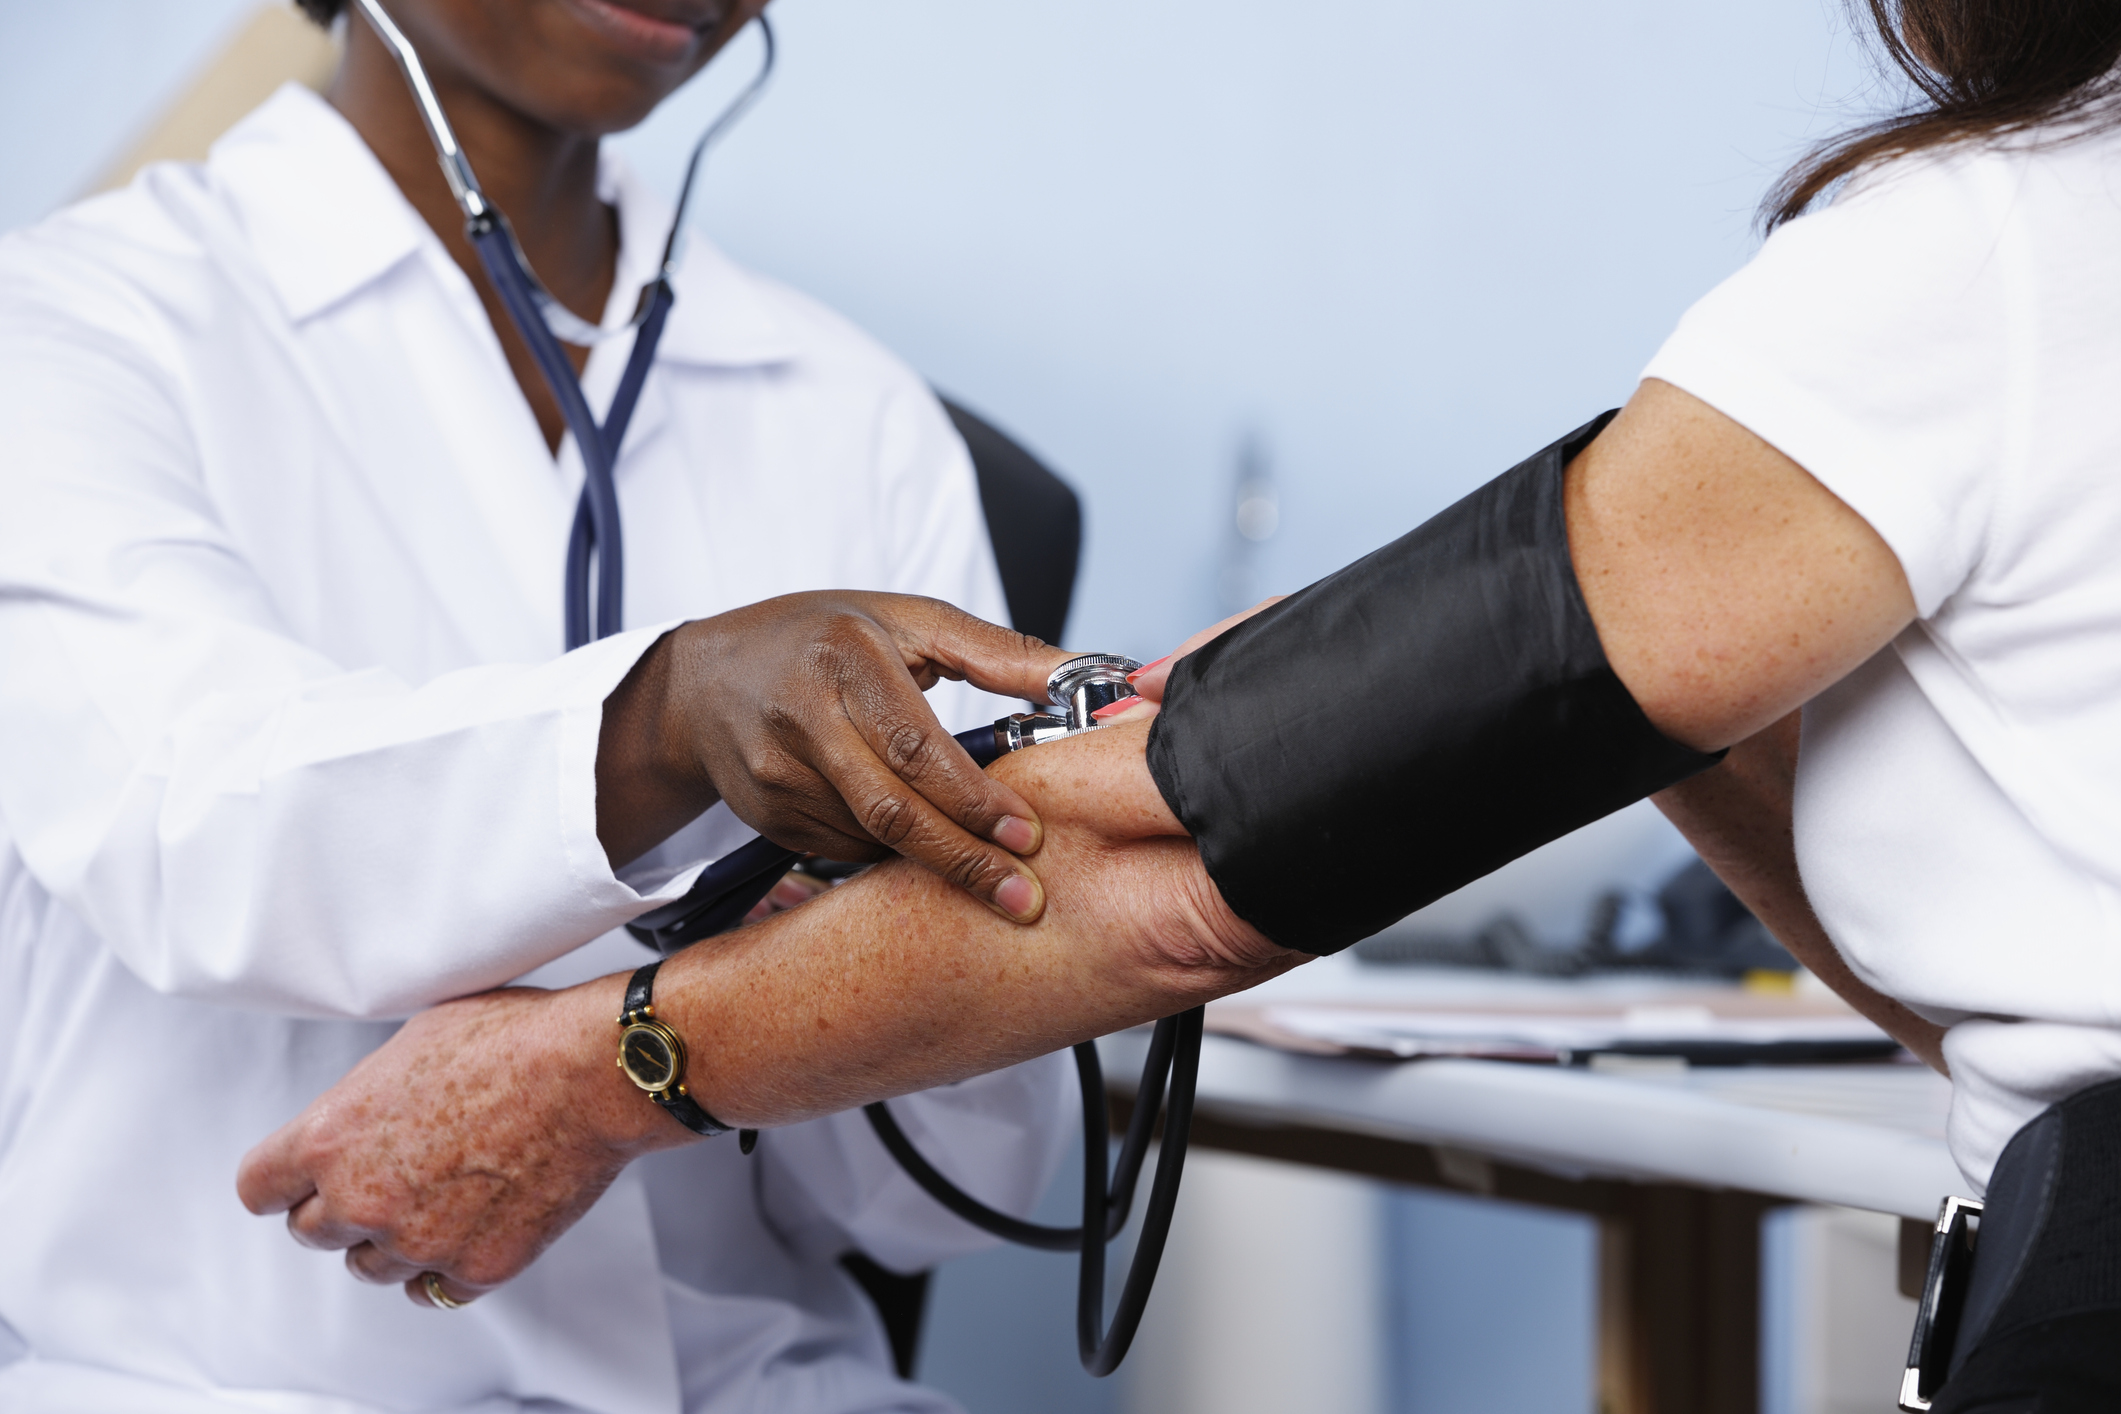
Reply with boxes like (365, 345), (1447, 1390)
(1, 3), (1917, 1410)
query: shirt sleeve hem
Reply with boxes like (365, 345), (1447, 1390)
(553, 622), (705, 917)
(1641, 346), (1965, 618)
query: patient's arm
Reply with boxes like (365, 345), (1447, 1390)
(1651, 712), (1947, 1072)
(237, 718), (1301, 1304)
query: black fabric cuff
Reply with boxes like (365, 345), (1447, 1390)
(1145, 412), (1723, 955)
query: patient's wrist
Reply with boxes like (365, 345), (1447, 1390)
(547, 972), (701, 1158)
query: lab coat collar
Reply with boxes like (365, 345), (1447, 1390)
(211, 83), (798, 368)
(209, 83), (428, 325)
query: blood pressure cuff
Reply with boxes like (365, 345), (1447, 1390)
(1144, 411), (1724, 955)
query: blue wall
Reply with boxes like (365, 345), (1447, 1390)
(612, 0), (1883, 662)
(0, 1), (261, 224)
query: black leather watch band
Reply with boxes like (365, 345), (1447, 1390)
(620, 960), (665, 1026)
(619, 960), (735, 1138)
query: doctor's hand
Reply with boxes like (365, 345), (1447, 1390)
(597, 591), (1074, 922)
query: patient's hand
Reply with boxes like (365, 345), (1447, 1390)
(1125, 596), (1285, 705)
(237, 979), (649, 1309)
(238, 718), (1298, 1306)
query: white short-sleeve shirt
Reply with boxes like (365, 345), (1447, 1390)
(1643, 128), (2121, 1187)
(0, 84), (1069, 1414)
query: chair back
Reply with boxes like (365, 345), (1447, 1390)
(942, 398), (1082, 646)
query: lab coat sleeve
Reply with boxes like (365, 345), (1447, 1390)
(0, 282), (686, 1020)
(758, 1052), (1077, 1274)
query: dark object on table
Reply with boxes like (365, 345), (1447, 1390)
(1352, 858), (1796, 979)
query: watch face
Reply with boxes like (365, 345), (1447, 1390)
(620, 1022), (681, 1092)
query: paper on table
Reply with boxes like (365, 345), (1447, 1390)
(1240, 1002), (1895, 1064)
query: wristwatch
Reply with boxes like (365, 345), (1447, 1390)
(617, 960), (736, 1138)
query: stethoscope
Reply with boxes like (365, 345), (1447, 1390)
(354, 0), (1198, 1375)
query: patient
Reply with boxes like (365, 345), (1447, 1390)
(240, 711), (1300, 1302)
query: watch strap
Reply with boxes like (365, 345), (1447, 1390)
(659, 1087), (733, 1137)
(623, 960), (659, 1023)
(622, 961), (736, 1138)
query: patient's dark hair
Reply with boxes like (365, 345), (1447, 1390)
(296, 0), (346, 26)
(1767, 0), (2121, 227)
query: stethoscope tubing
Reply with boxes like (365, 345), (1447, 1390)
(467, 218), (646, 647)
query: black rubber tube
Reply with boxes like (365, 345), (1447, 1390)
(1079, 1006), (1201, 1376)
(858, 1009), (1201, 1375)
(865, 1078), (1082, 1251)
(861, 1014), (1180, 1251)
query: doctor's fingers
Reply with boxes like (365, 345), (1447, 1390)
(870, 594), (1076, 706)
(735, 752), (1045, 924)
(789, 726), (1048, 923)
(810, 606), (1050, 854)
(839, 750), (1047, 928)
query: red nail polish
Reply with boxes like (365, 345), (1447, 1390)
(1126, 655), (1172, 683)
(1092, 694), (1144, 720)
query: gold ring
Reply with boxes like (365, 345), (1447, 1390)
(422, 1271), (471, 1310)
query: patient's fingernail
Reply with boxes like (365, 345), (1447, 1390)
(995, 873), (1041, 921)
(1092, 694), (1143, 721)
(1126, 655), (1173, 684)
(993, 815), (1039, 853)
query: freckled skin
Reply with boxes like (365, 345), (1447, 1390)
(1565, 378), (1915, 754)
(238, 720), (1298, 1304)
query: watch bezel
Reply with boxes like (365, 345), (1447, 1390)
(618, 1018), (686, 1095)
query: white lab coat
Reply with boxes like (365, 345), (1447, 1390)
(0, 85), (1070, 1414)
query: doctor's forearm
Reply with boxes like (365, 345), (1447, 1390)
(1652, 713), (1948, 1073)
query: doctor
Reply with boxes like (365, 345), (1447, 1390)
(0, 0), (1078, 1411)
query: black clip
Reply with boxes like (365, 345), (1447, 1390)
(1900, 1195), (1983, 1411)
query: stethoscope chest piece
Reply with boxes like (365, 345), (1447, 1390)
(1048, 654), (1143, 728)
(994, 653), (1145, 754)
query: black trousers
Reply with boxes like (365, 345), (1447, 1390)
(1932, 1077), (2121, 1413)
